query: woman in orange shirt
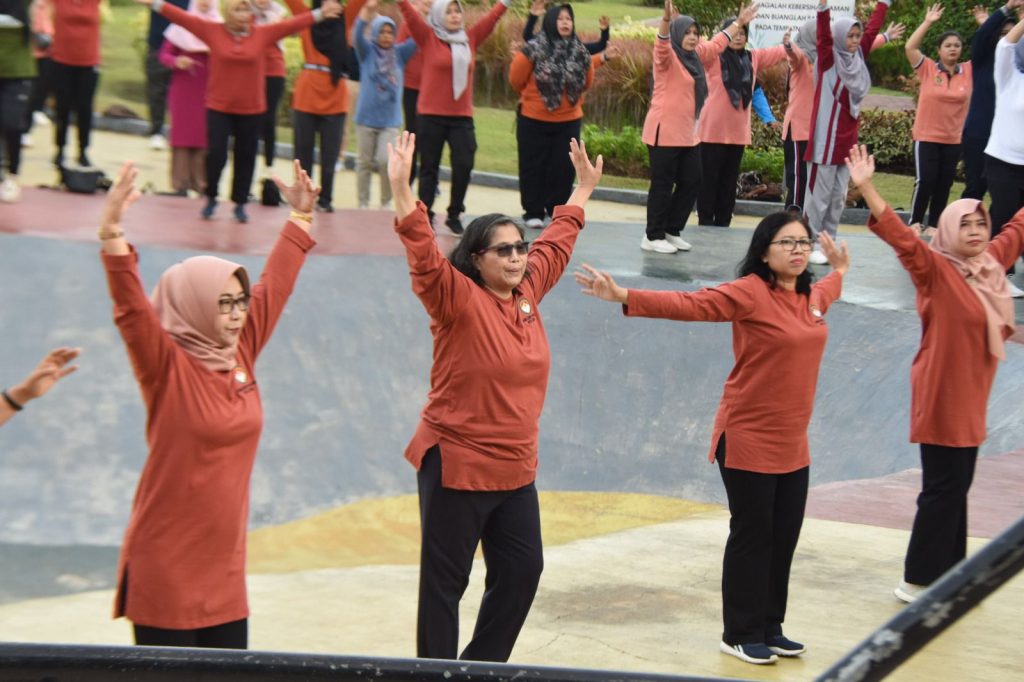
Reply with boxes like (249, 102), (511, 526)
(509, 3), (613, 229)
(387, 132), (601, 662)
(99, 159), (322, 648)
(905, 4), (973, 232)
(576, 212), (849, 666)
(846, 144), (1023, 604)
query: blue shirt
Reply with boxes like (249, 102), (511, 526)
(353, 17), (417, 128)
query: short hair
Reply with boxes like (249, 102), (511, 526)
(448, 214), (526, 286)
(736, 212), (815, 296)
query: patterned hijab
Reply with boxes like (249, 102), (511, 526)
(831, 17), (871, 118)
(370, 15), (399, 103)
(521, 4), (590, 111)
(669, 15), (708, 119)
(150, 256), (251, 372)
(719, 17), (752, 110)
(930, 199), (1015, 360)
(428, 0), (471, 100)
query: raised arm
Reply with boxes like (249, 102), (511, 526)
(846, 144), (936, 287)
(993, 18), (1024, 89)
(584, 15), (610, 54)
(696, 26), (734, 64)
(258, 4), (330, 45)
(282, 0), (309, 16)
(397, 0), (432, 46)
(753, 43), (788, 73)
(906, 4), (944, 69)
(467, 0), (510, 49)
(988, 207), (1024, 269)
(972, 1), (1021, 69)
(1, 348), (80, 428)
(387, 131), (474, 322)
(143, 0), (217, 45)
(860, 0), (892, 59)
(816, 1), (834, 70)
(523, 0), (542, 42)
(353, 15), (371, 60)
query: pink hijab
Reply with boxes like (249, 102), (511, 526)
(150, 256), (251, 372)
(164, 0), (223, 54)
(930, 199), (1015, 360)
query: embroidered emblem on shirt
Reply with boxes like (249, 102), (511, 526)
(519, 299), (532, 315)
(810, 305), (823, 318)
(234, 368), (248, 384)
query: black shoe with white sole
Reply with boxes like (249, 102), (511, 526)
(766, 634), (806, 657)
(719, 641), (778, 665)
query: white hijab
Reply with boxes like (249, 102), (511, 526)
(427, 0), (471, 100)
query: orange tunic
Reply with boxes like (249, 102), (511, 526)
(283, 0), (366, 115)
(698, 44), (788, 146)
(625, 272), (843, 474)
(911, 59), (972, 145)
(396, 202), (584, 490)
(868, 206), (1024, 446)
(509, 51), (599, 123)
(108, 222), (315, 629)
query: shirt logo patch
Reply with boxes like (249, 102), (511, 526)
(234, 368), (248, 384)
(810, 305), (823, 319)
(519, 299), (532, 315)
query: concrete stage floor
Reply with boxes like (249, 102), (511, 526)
(1, 130), (1023, 680)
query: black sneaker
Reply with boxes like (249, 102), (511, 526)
(201, 198), (217, 220)
(766, 634), (805, 657)
(445, 215), (463, 235)
(719, 641), (778, 665)
(78, 153), (91, 168)
(233, 204), (248, 224)
(316, 202), (334, 213)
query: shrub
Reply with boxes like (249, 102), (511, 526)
(868, 42), (913, 90)
(857, 108), (915, 173)
(739, 147), (784, 183)
(581, 123), (649, 178)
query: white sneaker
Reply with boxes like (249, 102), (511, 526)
(33, 111), (50, 126)
(525, 218), (544, 229)
(20, 134), (32, 147)
(893, 579), (926, 604)
(149, 134), (166, 150)
(0, 176), (21, 203)
(809, 249), (829, 265)
(1007, 278), (1024, 299)
(641, 236), (678, 254)
(665, 234), (692, 251)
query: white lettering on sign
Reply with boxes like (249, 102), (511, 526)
(747, 0), (857, 49)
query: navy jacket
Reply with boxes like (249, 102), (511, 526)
(962, 5), (1013, 141)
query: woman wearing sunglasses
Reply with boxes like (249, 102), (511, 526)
(99, 159), (321, 649)
(574, 212), (849, 666)
(386, 131), (601, 662)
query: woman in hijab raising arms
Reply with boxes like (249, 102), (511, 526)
(397, 0), (511, 234)
(640, 0), (754, 254)
(100, 159), (322, 648)
(845, 144), (1024, 603)
(388, 131), (602, 662)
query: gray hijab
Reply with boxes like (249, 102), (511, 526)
(831, 16), (870, 118)
(794, 17), (817, 66)
(428, 0), (471, 100)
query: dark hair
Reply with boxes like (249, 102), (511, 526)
(448, 213), (525, 286)
(936, 30), (963, 50)
(233, 267), (251, 297)
(736, 212), (815, 296)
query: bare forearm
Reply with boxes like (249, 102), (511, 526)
(858, 180), (889, 219)
(1008, 16), (1024, 43)
(905, 20), (932, 60)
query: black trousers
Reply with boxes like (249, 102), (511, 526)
(28, 57), (55, 122)
(145, 48), (172, 136)
(645, 144), (701, 240)
(0, 78), (30, 175)
(910, 141), (961, 227)
(904, 443), (979, 586)
(416, 114), (476, 219)
(516, 113), (580, 221)
(960, 134), (988, 201)
(52, 62), (99, 157)
(783, 134), (808, 211)
(293, 110), (345, 209)
(985, 154), (1024, 274)
(134, 618), (248, 649)
(206, 109), (262, 205)
(716, 435), (808, 645)
(262, 76), (286, 165)
(403, 87), (419, 184)
(697, 142), (745, 227)
(417, 447), (543, 662)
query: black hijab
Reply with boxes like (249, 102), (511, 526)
(718, 16), (752, 110)
(669, 15), (708, 119)
(311, 0), (347, 85)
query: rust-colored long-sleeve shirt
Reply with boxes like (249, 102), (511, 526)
(869, 206), (1024, 446)
(108, 222), (314, 629)
(625, 272), (843, 474)
(396, 202), (584, 490)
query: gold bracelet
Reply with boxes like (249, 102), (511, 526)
(289, 210), (313, 223)
(98, 230), (125, 240)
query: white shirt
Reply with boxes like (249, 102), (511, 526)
(984, 38), (1024, 165)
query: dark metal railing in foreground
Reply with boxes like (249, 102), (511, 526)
(815, 512), (1024, 682)
(3, 513), (1024, 682)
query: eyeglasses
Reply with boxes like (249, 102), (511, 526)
(770, 238), (814, 252)
(217, 295), (251, 314)
(477, 241), (530, 258)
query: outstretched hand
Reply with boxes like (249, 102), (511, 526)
(598, 15), (610, 30)
(11, 347), (81, 404)
(924, 3), (944, 24)
(273, 159), (321, 213)
(388, 130), (416, 185)
(530, 0), (545, 16)
(574, 264), (628, 303)
(818, 232), (850, 275)
(321, 0), (342, 19)
(738, 2), (760, 27)
(569, 138), (602, 190)
(884, 21), (906, 41)
(845, 144), (875, 187)
(101, 161), (141, 232)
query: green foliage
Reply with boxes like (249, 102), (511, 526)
(867, 42), (913, 90)
(857, 108), (915, 174)
(875, 0), (985, 61)
(646, 0), (744, 34)
(581, 123), (649, 177)
(739, 147), (783, 183)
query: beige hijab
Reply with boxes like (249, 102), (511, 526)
(150, 256), (251, 371)
(930, 199), (1015, 360)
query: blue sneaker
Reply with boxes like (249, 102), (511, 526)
(766, 634), (806, 657)
(233, 204), (248, 224)
(201, 198), (217, 220)
(719, 641), (777, 665)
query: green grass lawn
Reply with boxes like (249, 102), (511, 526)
(97, 2), (924, 204)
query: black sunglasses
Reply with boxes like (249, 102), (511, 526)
(477, 241), (530, 258)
